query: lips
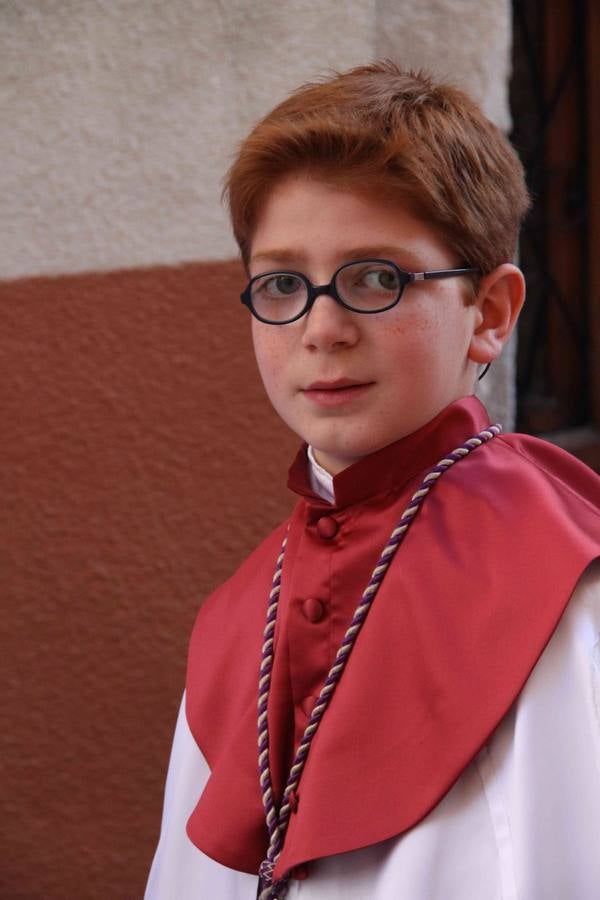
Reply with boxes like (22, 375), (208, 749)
(305, 378), (369, 391)
(302, 378), (374, 407)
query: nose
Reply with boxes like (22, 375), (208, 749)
(301, 293), (360, 352)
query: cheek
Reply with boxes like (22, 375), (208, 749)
(252, 323), (289, 392)
(383, 312), (438, 365)
(386, 301), (468, 365)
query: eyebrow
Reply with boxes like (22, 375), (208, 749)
(249, 245), (424, 270)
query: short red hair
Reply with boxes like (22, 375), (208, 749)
(224, 62), (530, 275)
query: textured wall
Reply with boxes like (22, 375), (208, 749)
(2, 0), (510, 281)
(1, 262), (299, 899)
(1, 2), (513, 898)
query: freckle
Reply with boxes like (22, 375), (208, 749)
(388, 322), (407, 334)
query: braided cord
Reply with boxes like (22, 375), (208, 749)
(257, 535), (288, 853)
(257, 425), (501, 898)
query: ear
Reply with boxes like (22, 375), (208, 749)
(468, 263), (525, 365)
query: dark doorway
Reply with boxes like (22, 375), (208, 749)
(511, 0), (600, 469)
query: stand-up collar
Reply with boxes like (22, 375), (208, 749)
(288, 396), (491, 508)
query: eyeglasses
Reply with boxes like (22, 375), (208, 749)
(241, 258), (479, 325)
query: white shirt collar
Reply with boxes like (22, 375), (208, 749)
(307, 445), (335, 504)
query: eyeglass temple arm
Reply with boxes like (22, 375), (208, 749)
(410, 267), (479, 282)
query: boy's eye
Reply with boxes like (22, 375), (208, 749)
(259, 274), (304, 297)
(358, 267), (400, 292)
(249, 272), (307, 322)
(336, 262), (405, 311)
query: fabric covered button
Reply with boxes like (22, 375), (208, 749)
(316, 515), (339, 539)
(302, 597), (325, 623)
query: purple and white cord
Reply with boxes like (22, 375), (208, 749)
(256, 425), (502, 898)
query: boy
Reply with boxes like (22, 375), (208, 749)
(146, 63), (600, 899)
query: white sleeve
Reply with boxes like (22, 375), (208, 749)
(145, 693), (258, 900)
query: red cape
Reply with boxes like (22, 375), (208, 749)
(185, 397), (600, 879)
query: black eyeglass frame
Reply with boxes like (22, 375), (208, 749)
(240, 258), (479, 325)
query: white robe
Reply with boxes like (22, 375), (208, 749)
(146, 558), (600, 900)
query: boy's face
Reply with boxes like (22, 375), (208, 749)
(248, 175), (482, 475)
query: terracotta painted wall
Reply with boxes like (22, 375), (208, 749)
(1, 262), (299, 898)
(1, 2), (513, 898)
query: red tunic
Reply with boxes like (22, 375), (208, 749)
(184, 397), (600, 880)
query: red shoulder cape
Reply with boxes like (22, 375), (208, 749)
(185, 397), (600, 879)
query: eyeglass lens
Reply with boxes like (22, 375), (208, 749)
(249, 261), (404, 323)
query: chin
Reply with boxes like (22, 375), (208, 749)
(310, 434), (386, 473)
